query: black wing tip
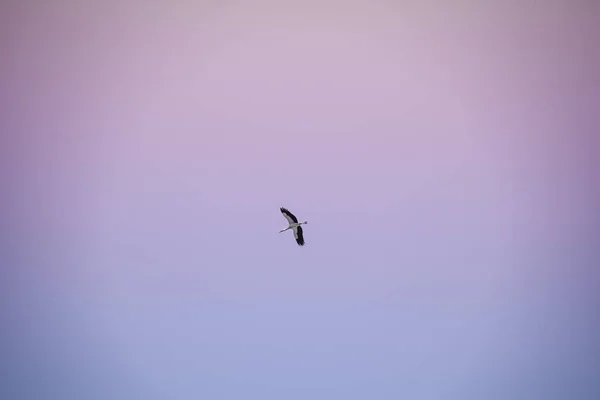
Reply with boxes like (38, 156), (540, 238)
(280, 207), (291, 215)
(280, 207), (298, 223)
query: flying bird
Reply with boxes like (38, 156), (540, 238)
(279, 207), (308, 246)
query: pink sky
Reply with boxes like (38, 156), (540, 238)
(2, 1), (599, 398)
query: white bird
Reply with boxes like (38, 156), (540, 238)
(279, 207), (308, 246)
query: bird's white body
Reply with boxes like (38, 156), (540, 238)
(279, 207), (307, 246)
(278, 221), (307, 233)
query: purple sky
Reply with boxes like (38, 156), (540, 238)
(2, 1), (599, 399)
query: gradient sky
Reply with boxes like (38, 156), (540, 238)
(2, 1), (599, 399)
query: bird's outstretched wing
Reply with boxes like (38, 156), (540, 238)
(280, 207), (298, 224)
(293, 226), (305, 246)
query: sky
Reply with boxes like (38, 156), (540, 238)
(1, 1), (599, 399)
